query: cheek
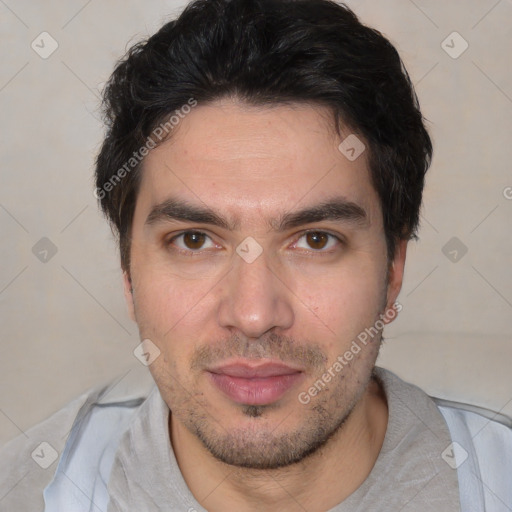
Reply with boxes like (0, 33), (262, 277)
(291, 260), (386, 352)
(131, 266), (221, 378)
(133, 264), (215, 329)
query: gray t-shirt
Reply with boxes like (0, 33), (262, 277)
(106, 367), (461, 511)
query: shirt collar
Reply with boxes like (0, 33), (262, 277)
(332, 367), (461, 511)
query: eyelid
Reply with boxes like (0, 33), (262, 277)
(291, 230), (345, 251)
(165, 229), (345, 254)
(167, 230), (218, 252)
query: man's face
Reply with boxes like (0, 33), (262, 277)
(125, 99), (405, 469)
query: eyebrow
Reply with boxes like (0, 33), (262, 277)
(144, 197), (369, 231)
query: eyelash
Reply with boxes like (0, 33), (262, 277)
(166, 230), (344, 255)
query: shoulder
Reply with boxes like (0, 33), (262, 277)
(0, 367), (154, 511)
(434, 397), (512, 451)
(434, 397), (512, 510)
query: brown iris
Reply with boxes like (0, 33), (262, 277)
(306, 232), (329, 250)
(182, 232), (206, 249)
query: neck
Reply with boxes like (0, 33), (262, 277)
(170, 377), (388, 512)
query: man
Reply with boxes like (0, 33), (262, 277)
(1, 0), (510, 510)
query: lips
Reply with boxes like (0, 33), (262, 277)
(207, 361), (305, 406)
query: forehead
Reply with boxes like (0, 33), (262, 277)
(135, 99), (381, 229)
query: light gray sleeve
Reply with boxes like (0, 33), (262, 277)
(0, 389), (98, 512)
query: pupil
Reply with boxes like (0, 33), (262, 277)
(184, 232), (205, 249)
(307, 232), (327, 249)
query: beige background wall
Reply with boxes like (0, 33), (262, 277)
(1, 0), (511, 446)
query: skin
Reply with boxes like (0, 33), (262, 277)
(123, 98), (407, 511)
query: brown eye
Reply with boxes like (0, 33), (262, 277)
(182, 232), (207, 249)
(306, 232), (329, 250)
(168, 231), (217, 254)
(294, 231), (340, 252)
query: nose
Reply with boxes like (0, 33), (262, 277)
(217, 248), (294, 338)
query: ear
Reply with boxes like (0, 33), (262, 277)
(123, 270), (136, 322)
(382, 239), (408, 325)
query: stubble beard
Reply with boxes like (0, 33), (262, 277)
(175, 364), (376, 470)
